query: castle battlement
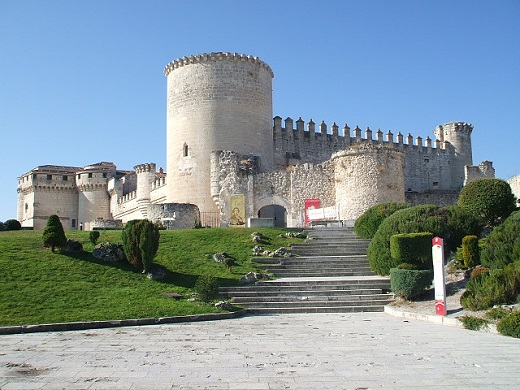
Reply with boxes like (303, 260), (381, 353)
(163, 52), (274, 78)
(273, 116), (453, 166)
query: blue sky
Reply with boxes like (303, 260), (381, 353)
(1, 0), (519, 222)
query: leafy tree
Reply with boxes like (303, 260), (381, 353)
(481, 211), (520, 269)
(121, 219), (160, 273)
(458, 178), (517, 227)
(42, 215), (67, 252)
(4, 219), (21, 231)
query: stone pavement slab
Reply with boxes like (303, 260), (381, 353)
(1, 313), (519, 389)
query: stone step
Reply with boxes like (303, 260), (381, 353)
(220, 288), (385, 297)
(252, 257), (370, 265)
(290, 249), (367, 256)
(246, 305), (386, 314)
(265, 270), (375, 278)
(237, 298), (393, 308)
(231, 293), (392, 304)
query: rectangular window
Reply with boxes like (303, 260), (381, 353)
(47, 175), (52, 180)
(63, 176), (68, 181)
(71, 219), (76, 228)
(88, 173), (93, 178)
(102, 173), (107, 178)
(77, 174), (81, 179)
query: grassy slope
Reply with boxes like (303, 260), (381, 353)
(0, 228), (303, 326)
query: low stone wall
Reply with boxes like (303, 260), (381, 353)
(148, 203), (200, 230)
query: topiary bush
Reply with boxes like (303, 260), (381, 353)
(390, 232), (433, 270)
(481, 211), (520, 269)
(121, 219), (160, 273)
(461, 235), (480, 268)
(4, 219), (21, 231)
(390, 268), (433, 300)
(42, 214), (67, 252)
(89, 230), (100, 245)
(460, 268), (519, 311)
(497, 311), (520, 338)
(458, 178), (517, 227)
(354, 202), (410, 239)
(367, 205), (480, 275)
(194, 275), (220, 302)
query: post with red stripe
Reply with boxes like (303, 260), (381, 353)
(432, 237), (447, 316)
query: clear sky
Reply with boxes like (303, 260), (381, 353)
(1, 0), (519, 222)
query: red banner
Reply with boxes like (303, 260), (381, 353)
(304, 198), (320, 227)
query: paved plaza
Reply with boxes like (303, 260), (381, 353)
(1, 313), (519, 389)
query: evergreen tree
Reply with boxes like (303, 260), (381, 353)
(42, 215), (67, 252)
(121, 219), (160, 273)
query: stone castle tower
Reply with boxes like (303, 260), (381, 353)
(164, 53), (274, 215)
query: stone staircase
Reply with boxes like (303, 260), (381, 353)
(220, 227), (393, 314)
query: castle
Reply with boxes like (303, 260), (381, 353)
(17, 52), (497, 230)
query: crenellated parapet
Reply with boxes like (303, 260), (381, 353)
(163, 52), (274, 78)
(273, 116), (455, 168)
(134, 163), (156, 174)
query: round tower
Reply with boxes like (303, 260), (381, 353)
(332, 145), (405, 221)
(77, 163), (115, 230)
(434, 122), (473, 189)
(164, 52), (274, 214)
(134, 163), (156, 218)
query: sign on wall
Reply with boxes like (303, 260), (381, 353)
(230, 194), (246, 227)
(304, 198), (320, 227)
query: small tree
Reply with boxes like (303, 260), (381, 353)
(4, 219), (21, 231)
(42, 215), (67, 252)
(121, 219), (160, 273)
(458, 178), (517, 227)
(89, 230), (100, 245)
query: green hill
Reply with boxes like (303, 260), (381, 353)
(0, 228), (303, 326)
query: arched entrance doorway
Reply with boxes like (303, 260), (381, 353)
(258, 205), (287, 227)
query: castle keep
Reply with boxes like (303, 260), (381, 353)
(17, 52), (495, 230)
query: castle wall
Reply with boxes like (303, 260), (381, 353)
(332, 145), (405, 221)
(165, 53), (274, 214)
(507, 174), (520, 205)
(465, 161), (496, 185)
(273, 118), (467, 193)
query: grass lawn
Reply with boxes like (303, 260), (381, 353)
(0, 227), (304, 326)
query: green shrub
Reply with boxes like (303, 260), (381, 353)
(481, 211), (520, 269)
(390, 232), (433, 270)
(390, 268), (433, 300)
(458, 178), (517, 227)
(470, 266), (490, 280)
(121, 219), (160, 273)
(89, 230), (100, 245)
(367, 205), (480, 275)
(497, 311), (520, 338)
(460, 269), (519, 310)
(4, 219), (21, 231)
(354, 202), (409, 239)
(42, 215), (67, 252)
(486, 307), (511, 321)
(459, 315), (490, 331)
(397, 263), (420, 270)
(194, 275), (220, 302)
(461, 235), (480, 268)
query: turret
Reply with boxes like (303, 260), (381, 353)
(434, 122), (473, 189)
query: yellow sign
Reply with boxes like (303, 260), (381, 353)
(230, 194), (246, 227)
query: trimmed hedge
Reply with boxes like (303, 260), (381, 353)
(390, 268), (433, 300)
(390, 232), (433, 270)
(481, 210), (520, 269)
(354, 202), (410, 239)
(367, 205), (480, 275)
